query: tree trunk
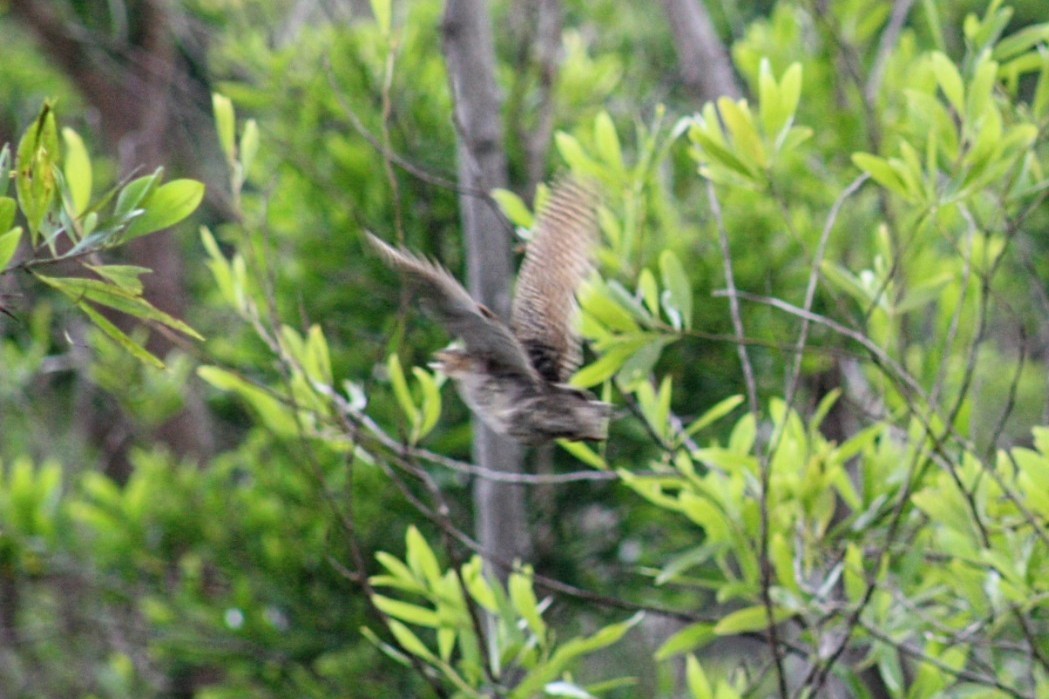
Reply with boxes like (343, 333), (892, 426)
(442, 0), (531, 579)
(660, 0), (742, 101)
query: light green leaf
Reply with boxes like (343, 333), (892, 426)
(683, 395), (744, 438)
(637, 268), (660, 316)
(654, 623), (716, 660)
(713, 605), (794, 635)
(386, 619), (436, 661)
(509, 570), (546, 637)
(212, 93), (236, 163)
(16, 103), (60, 240)
(594, 111), (623, 173)
(370, 0), (391, 35)
(123, 179), (204, 241)
(85, 264), (150, 294)
(239, 119), (259, 179)
(114, 169), (162, 219)
(77, 302), (164, 369)
(685, 656), (714, 699)
(387, 354), (419, 424)
(197, 366), (298, 435)
(372, 595), (440, 627)
(491, 188), (534, 229)
(851, 153), (911, 198)
(659, 250), (692, 330)
(557, 439), (607, 469)
(412, 366), (442, 442)
(34, 274), (203, 340)
(718, 98), (766, 170)
(0, 225), (20, 270)
(61, 127), (91, 216)
(406, 526), (442, 586)
(930, 52), (965, 115)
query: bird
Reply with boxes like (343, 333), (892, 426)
(367, 177), (611, 444)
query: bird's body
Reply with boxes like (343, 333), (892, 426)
(368, 178), (610, 444)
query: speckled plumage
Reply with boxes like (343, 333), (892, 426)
(367, 178), (610, 444)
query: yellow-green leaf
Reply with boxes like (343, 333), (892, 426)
(61, 127), (91, 216)
(0, 224), (20, 270)
(123, 179), (205, 241)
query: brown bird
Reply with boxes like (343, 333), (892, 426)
(367, 178), (611, 444)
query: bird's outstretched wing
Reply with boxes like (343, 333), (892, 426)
(510, 178), (599, 384)
(366, 232), (540, 381)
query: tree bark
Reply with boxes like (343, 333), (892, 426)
(660, 0), (742, 101)
(442, 0), (531, 579)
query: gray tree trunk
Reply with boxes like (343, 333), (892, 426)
(660, 0), (742, 101)
(442, 0), (531, 579)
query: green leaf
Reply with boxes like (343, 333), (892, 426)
(594, 111), (624, 173)
(713, 605), (793, 635)
(85, 265), (150, 294)
(637, 268), (660, 317)
(491, 188), (534, 229)
(16, 103), (60, 241)
(372, 595), (440, 627)
(77, 302), (164, 369)
(412, 366), (442, 442)
(555, 132), (600, 178)
(509, 570), (546, 637)
(685, 656), (714, 699)
(370, 0), (391, 35)
(123, 179), (204, 241)
(386, 619), (436, 661)
(405, 526), (442, 587)
(34, 274), (203, 340)
(61, 127), (91, 216)
(0, 223), (20, 270)
(718, 97), (766, 169)
(930, 52), (965, 114)
(197, 366), (298, 435)
(239, 119), (259, 179)
(557, 439), (607, 469)
(851, 153), (911, 198)
(387, 354), (419, 424)
(683, 395), (744, 439)
(113, 169), (162, 220)
(659, 250), (692, 330)
(212, 93), (236, 163)
(654, 623), (716, 660)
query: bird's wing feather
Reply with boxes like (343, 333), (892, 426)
(366, 232), (539, 381)
(510, 178), (599, 384)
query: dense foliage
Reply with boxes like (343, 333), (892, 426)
(2, 0), (1049, 697)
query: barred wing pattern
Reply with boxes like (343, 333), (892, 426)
(365, 233), (540, 382)
(510, 179), (599, 384)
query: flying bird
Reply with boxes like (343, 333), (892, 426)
(367, 178), (611, 444)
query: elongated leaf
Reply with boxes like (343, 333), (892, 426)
(198, 366), (298, 435)
(387, 354), (419, 424)
(491, 188), (534, 229)
(713, 604), (793, 634)
(34, 274), (203, 340)
(685, 656), (714, 699)
(85, 264), (150, 294)
(123, 179), (204, 241)
(212, 93), (236, 163)
(77, 301), (164, 369)
(594, 111), (624, 173)
(405, 526), (442, 586)
(61, 127), (91, 216)
(683, 395), (744, 438)
(0, 225), (20, 270)
(659, 250), (692, 330)
(509, 571), (545, 637)
(654, 623), (716, 660)
(16, 104), (60, 240)
(372, 595), (440, 627)
(557, 439), (607, 469)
